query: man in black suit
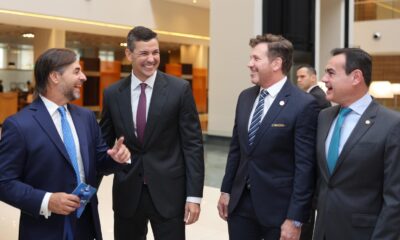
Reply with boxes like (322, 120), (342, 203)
(314, 48), (400, 240)
(296, 65), (331, 240)
(296, 65), (331, 110)
(217, 34), (319, 240)
(100, 26), (204, 240)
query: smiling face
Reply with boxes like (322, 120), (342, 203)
(247, 43), (282, 88)
(55, 60), (86, 102)
(321, 54), (355, 106)
(126, 38), (160, 81)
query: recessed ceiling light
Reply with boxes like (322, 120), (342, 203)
(22, 33), (35, 38)
(193, 0), (197, 3)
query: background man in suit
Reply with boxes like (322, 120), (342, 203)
(100, 26), (204, 240)
(296, 65), (331, 240)
(0, 48), (130, 240)
(314, 48), (400, 240)
(217, 34), (318, 240)
(296, 65), (331, 110)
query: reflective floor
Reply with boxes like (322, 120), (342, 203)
(0, 137), (231, 239)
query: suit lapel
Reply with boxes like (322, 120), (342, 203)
(318, 106), (340, 181)
(249, 80), (292, 152)
(31, 99), (73, 167)
(331, 101), (378, 177)
(68, 104), (89, 177)
(117, 76), (140, 145)
(144, 71), (168, 146)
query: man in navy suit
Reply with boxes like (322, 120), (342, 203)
(0, 48), (131, 240)
(217, 34), (318, 240)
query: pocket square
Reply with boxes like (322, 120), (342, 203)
(271, 123), (286, 127)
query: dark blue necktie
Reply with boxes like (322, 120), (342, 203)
(248, 90), (268, 146)
(327, 107), (352, 174)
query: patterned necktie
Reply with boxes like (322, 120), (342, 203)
(136, 83), (147, 143)
(248, 90), (268, 146)
(58, 106), (81, 184)
(327, 107), (352, 174)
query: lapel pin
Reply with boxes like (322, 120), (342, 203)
(365, 119), (371, 125)
(279, 100), (285, 106)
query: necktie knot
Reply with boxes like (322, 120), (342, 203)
(58, 106), (67, 118)
(259, 89), (268, 99)
(140, 83), (147, 91)
(339, 107), (351, 117)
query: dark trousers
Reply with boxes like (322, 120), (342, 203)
(299, 209), (315, 240)
(228, 187), (280, 240)
(114, 185), (185, 240)
(75, 205), (96, 240)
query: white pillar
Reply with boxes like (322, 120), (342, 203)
(208, 0), (262, 136)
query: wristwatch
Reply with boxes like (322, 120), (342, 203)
(292, 220), (303, 228)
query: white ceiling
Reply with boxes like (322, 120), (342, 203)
(163, 0), (209, 9)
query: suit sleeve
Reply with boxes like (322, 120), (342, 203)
(0, 117), (46, 217)
(220, 96), (242, 193)
(371, 122), (400, 240)
(179, 82), (205, 197)
(287, 99), (318, 222)
(100, 88), (117, 148)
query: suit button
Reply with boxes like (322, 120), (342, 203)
(138, 173), (142, 177)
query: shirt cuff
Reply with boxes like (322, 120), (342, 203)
(40, 192), (52, 219)
(186, 196), (202, 204)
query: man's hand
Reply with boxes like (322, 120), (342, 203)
(107, 137), (131, 163)
(48, 192), (80, 215)
(217, 192), (230, 221)
(280, 219), (301, 240)
(184, 202), (200, 225)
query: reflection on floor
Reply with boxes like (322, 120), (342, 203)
(0, 137), (231, 239)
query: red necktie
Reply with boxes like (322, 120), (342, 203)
(136, 83), (147, 143)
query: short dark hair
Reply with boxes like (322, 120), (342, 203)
(127, 26), (158, 51)
(296, 64), (317, 75)
(331, 48), (372, 86)
(34, 48), (77, 96)
(249, 34), (293, 75)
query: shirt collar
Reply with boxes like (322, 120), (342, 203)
(131, 71), (157, 90)
(261, 76), (287, 98)
(40, 94), (66, 116)
(347, 93), (373, 116)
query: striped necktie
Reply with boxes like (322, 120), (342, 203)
(248, 90), (268, 146)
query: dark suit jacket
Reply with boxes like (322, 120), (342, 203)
(221, 80), (319, 226)
(100, 71), (204, 219)
(314, 101), (400, 240)
(0, 98), (121, 240)
(309, 85), (331, 110)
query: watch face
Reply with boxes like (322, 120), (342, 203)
(293, 221), (302, 228)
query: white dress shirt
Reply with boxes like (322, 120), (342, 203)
(248, 77), (287, 130)
(39, 95), (86, 218)
(325, 93), (373, 158)
(130, 72), (202, 204)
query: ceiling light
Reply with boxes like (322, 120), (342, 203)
(22, 33), (35, 38)
(193, 0), (197, 3)
(120, 42), (127, 47)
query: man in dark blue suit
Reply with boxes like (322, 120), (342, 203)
(217, 34), (318, 240)
(0, 48), (131, 240)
